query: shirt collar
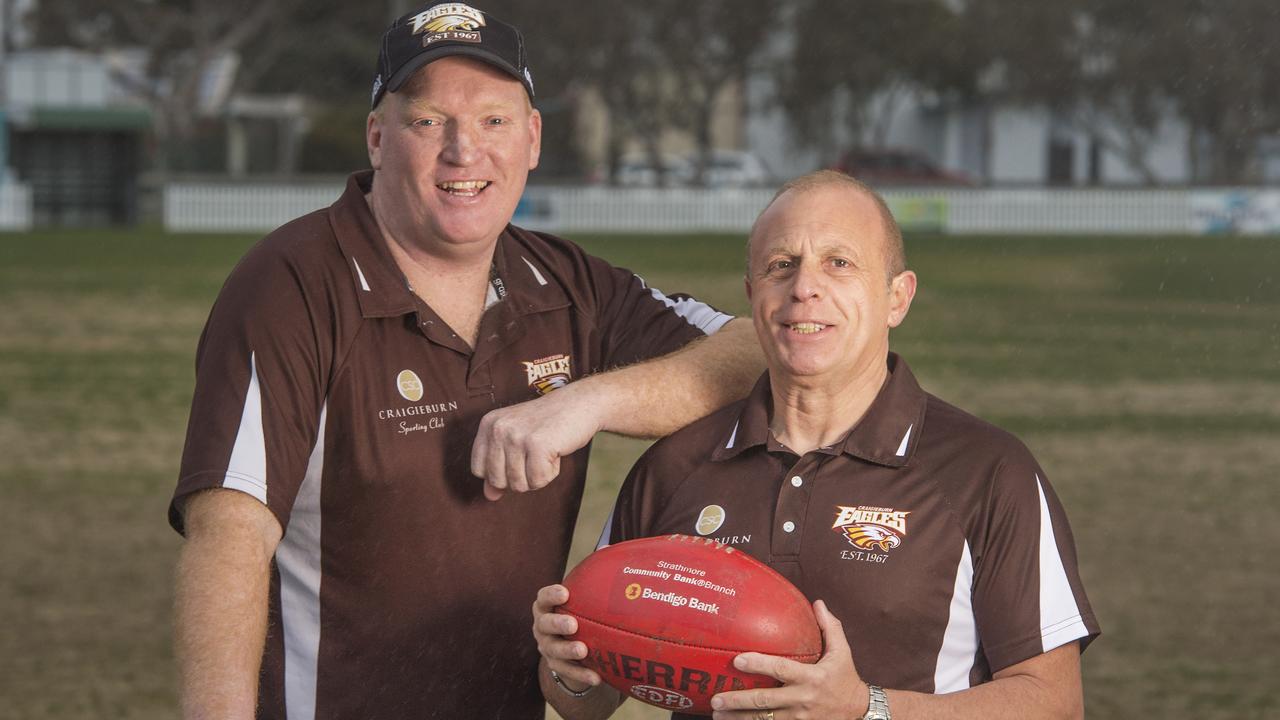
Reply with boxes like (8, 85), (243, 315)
(710, 352), (927, 468)
(329, 170), (567, 319)
(488, 225), (571, 315)
(329, 171), (416, 318)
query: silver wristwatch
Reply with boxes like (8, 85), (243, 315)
(862, 684), (891, 720)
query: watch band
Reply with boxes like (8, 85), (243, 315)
(549, 669), (594, 698)
(862, 684), (891, 720)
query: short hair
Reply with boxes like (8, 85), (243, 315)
(749, 170), (906, 279)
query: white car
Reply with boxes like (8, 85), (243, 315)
(613, 154), (695, 187)
(700, 150), (773, 188)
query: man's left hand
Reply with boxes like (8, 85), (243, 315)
(471, 383), (605, 501)
(710, 600), (868, 720)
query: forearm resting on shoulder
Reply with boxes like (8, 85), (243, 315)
(579, 318), (764, 438)
(886, 643), (1083, 720)
(174, 489), (282, 720)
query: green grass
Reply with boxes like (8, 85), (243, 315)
(2, 228), (1278, 719)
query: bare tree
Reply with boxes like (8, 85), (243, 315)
(30, 0), (304, 173)
(778, 0), (965, 161)
(539, 0), (692, 186)
(662, 0), (780, 185)
(1124, 0), (1280, 184)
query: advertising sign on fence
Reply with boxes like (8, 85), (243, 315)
(1191, 191), (1280, 235)
(887, 197), (948, 233)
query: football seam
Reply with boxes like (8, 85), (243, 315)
(570, 614), (821, 661)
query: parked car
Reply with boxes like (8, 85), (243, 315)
(831, 147), (973, 186)
(613, 153), (695, 187)
(701, 150), (773, 188)
(604, 150), (773, 188)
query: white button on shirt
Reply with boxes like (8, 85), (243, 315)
(783, 521), (796, 533)
(790, 475), (803, 487)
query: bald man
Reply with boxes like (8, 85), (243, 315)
(533, 170), (1100, 720)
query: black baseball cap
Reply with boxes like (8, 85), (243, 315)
(371, 1), (534, 109)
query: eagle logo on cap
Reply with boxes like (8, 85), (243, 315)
(411, 3), (486, 34)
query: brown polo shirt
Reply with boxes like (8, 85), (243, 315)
(170, 171), (732, 720)
(606, 354), (1099, 714)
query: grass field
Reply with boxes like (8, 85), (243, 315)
(1, 228), (1277, 719)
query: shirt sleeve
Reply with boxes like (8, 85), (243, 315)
(581, 251), (734, 369)
(970, 446), (1101, 673)
(169, 244), (331, 535)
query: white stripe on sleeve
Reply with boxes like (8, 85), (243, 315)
(637, 275), (732, 334)
(933, 540), (978, 693)
(279, 402), (328, 720)
(223, 352), (268, 503)
(595, 501), (616, 551)
(1037, 475), (1090, 652)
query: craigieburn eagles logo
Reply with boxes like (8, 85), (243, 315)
(522, 353), (571, 395)
(410, 3), (486, 44)
(832, 505), (910, 552)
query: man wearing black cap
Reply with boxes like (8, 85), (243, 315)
(170, 3), (763, 718)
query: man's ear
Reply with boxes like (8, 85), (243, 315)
(367, 109), (384, 170)
(527, 108), (543, 170)
(887, 270), (917, 329)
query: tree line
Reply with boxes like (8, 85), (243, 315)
(25, 0), (1280, 184)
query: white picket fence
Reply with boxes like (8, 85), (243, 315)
(162, 182), (1279, 236)
(163, 182), (347, 233)
(0, 182), (33, 231)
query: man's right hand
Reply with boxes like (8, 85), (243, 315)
(532, 584), (601, 691)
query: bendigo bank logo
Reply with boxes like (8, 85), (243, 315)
(522, 353), (572, 395)
(832, 505), (910, 552)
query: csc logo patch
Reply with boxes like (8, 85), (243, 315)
(396, 369), (424, 402)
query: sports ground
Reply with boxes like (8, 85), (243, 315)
(1, 229), (1276, 718)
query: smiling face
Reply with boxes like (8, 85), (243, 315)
(366, 56), (541, 256)
(746, 183), (916, 387)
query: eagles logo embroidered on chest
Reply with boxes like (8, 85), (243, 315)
(522, 353), (572, 395)
(832, 505), (910, 553)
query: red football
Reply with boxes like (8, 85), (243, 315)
(558, 534), (821, 715)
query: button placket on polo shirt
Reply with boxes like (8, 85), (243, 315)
(771, 453), (820, 559)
